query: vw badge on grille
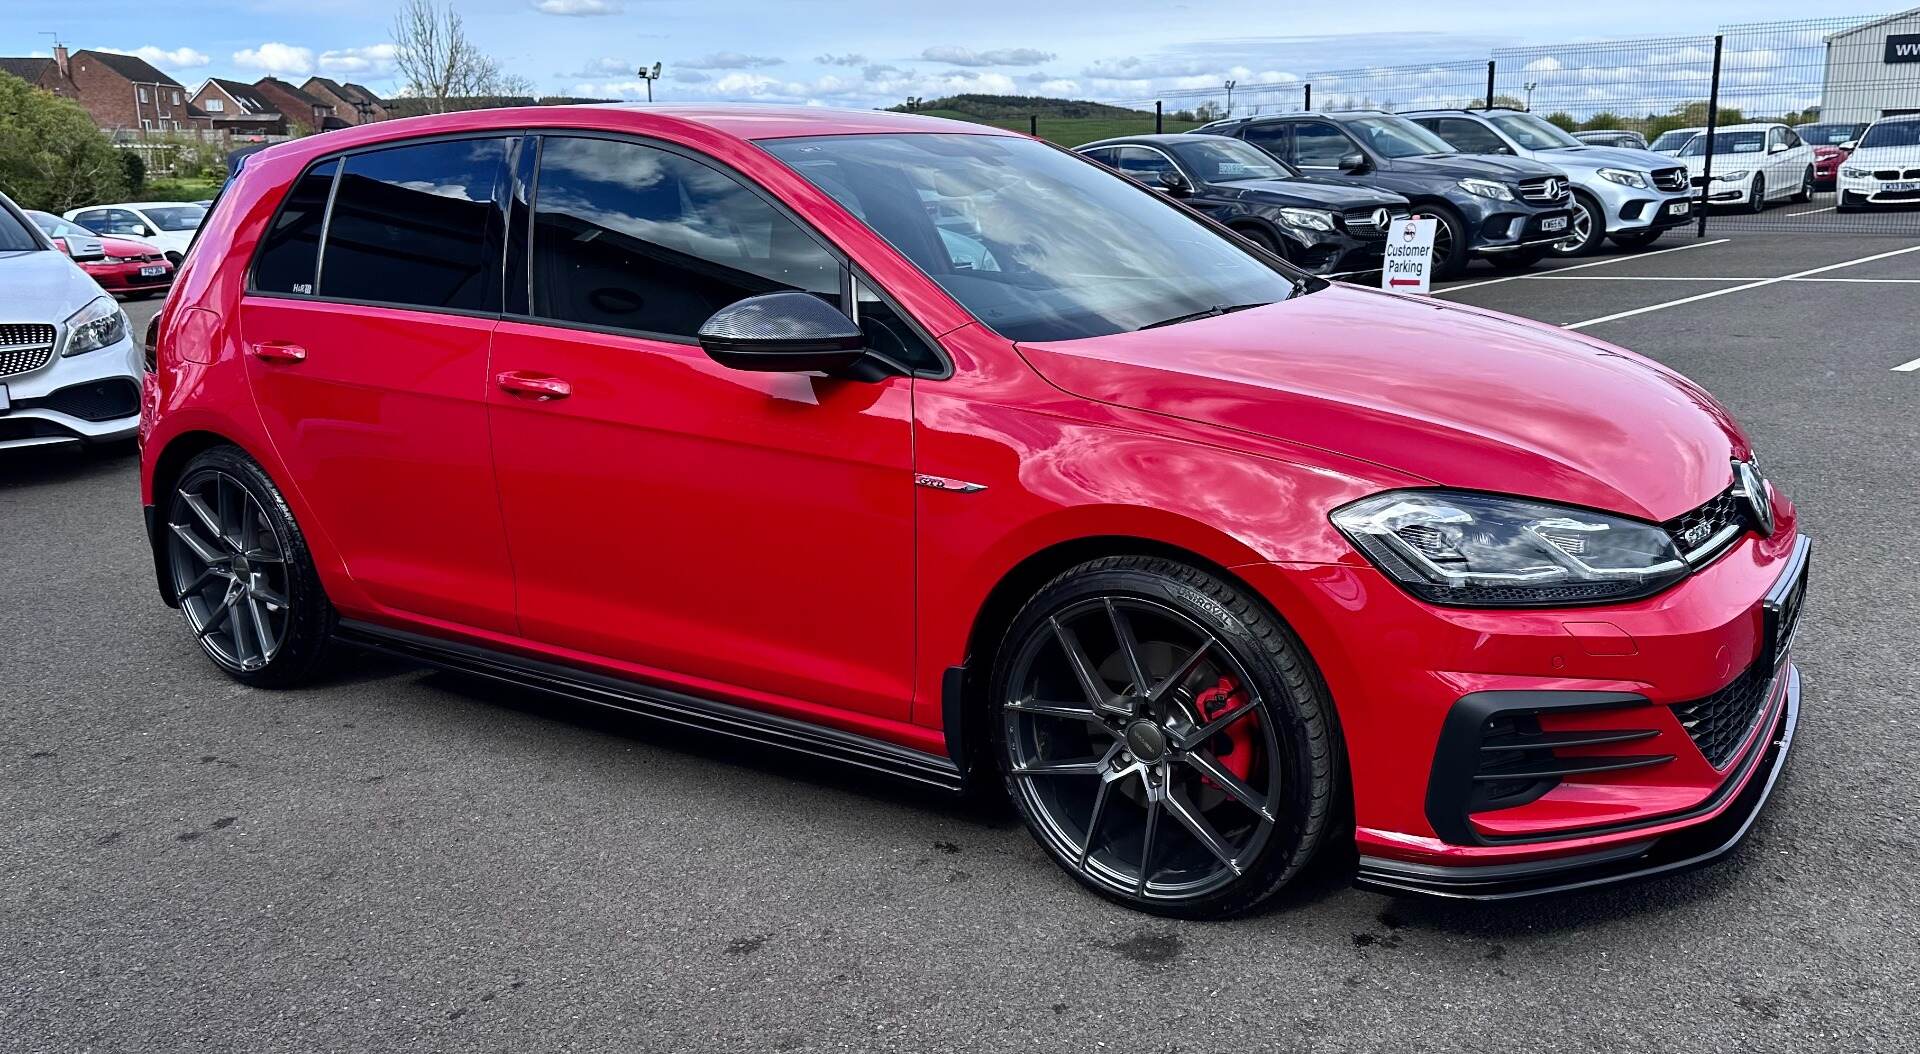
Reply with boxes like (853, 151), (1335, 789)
(1733, 460), (1774, 537)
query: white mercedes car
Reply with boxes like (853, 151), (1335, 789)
(1677, 123), (1817, 212)
(61, 200), (206, 265)
(1837, 114), (1920, 211)
(0, 191), (142, 453)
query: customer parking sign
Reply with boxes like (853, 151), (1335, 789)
(1381, 217), (1437, 294)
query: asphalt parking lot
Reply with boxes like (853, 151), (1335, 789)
(5, 232), (1918, 1053)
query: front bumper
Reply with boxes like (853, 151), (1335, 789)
(1584, 176), (1694, 233)
(1838, 173), (1920, 206)
(1282, 226), (1388, 280)
(1465, 203), (1575, 255)
(85, 260), (174, 295)
(0, 335), (142, 451)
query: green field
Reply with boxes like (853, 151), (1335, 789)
(914, 109), (1204, 146)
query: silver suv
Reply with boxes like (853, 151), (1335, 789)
(1404, 108), (1695, 257)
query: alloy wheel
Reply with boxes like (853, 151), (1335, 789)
(1553, 197), (1594, 255)
(1001, 596), (1286, 904)
(167, 471), (291, 673)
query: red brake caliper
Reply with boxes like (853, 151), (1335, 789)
(1191, 676), (1255, 783)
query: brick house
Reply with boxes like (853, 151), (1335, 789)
(249, 78), (346, 134)
(301, 77), (388, 125)
(0, 46), (210, 131)
(189, 78), (289, 136)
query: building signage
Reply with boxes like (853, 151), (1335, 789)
(1889, 33), (1920, 64)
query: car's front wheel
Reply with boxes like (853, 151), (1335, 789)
(1792, 166), (1815, 203)
(1748, 174), (1768, 213)
(990, 556), (1339, 918)
(165, 445), (337, 687)
(1548, 191), (1604, 257)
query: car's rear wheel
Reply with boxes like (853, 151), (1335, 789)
(990, 556), (1338, 918)
(166, 446), (336, 687)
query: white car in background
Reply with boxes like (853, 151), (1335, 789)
(1837, 114), (1920, 211)
(1677, 123), (1817, 212)
(0, 191), (142, 452)
(1649, 127), (1704, 156)
(61, 200), (206, 264)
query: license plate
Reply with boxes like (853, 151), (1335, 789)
(1887, 181), (1920, 193)
(1667, 201), (1691, 215)
(1541, 215), (1568, 232)
(140, 265), (167, 277)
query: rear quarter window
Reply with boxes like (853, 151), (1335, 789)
(319, 137), (509, 313)
(251, 159), (337, 295)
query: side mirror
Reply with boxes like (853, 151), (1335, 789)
(1156, 169), (1191, 195)
(1338, 152), (1370, 174)
(697, 291), (868, 375)
(1840, 140), (1858, 151)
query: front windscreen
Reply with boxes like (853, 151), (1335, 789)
(1340, 116), (1456, 158)
(759, 133), (1303, 342)
(1166, 138), (1294, 182)
(0, 206), (41, 251)
(1650, 130), (1698, 151)
(1860, 120), (1920, 150)
(1489, 113), (1583, 150)
(1681, 131), (1766, 156)
(1796, 123), (1863, 146)
(144, 206), (206, 231)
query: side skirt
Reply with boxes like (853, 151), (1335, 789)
(334, 620), (966, 793)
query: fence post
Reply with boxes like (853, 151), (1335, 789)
(1029, 114), (1038, 137)
(1696, 34), (1723, 238)
(1155, 100), (1163, 134)
(1484, 61), (1495, 109)
(1303, 83), (1311, 110)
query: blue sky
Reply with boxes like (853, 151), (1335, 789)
(0, 0), (1882, 112)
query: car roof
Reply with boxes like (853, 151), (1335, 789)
(1703, 123), (1782, 132)
(1869, 113), (1920, 124)
(81, 201), (201, 210)
(1076, 133), (1234, 149)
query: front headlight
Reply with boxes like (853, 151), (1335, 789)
(1598, 167), (1649, 189)
(1457, 178), (1515, 201)
(1711, 168), (1751, 182)
(1277, 207), (1336, 232)
(1331, 490), (1689, 607)
(62, 295), (129, 357)
(1840, 165), (1871, 179)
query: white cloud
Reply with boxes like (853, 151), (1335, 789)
(921, 46), (1055, 67)
(101, 46), (210, 70)
(318, 43), (397, 75)
(680, 52), (783, 70)
(817, 53), (867, 67)
(532, 0), (623, 14)
(232, 42), (315, 77)
(1523, 56), (1562, 72)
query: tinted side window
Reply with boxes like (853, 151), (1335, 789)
(1293, 123), (1353, 167)
(253, 159), (337, 295)
(1079, 147), (1116, 168)
(1241, 123), (1291, 162)
(1114, 147), (1177, 185)
(529, 136), (841, 340)
(321, 137), (507, 312)
(1430, 118), (1511, 155)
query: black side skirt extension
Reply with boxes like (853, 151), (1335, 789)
(333, 620), (966, 793)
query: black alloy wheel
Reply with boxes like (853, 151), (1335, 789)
(1425, 205), (1469, 279)
(1748, 173), (1768, 213)
(167, 446), (336, 686)
(1792, 166), (1815, 204)
(992, 557), (1338, 918)
(1548, 192), (1603, 257)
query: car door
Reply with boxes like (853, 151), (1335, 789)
(1420, 118), (1515, 157)
(1291, 121), (1362, 174)
(1239, 121), (1295, 166)
(486, 133), (916, 721)
(239, 136), (520, 633)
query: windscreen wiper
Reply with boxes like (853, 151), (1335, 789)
(1137, 302), (1269, 331)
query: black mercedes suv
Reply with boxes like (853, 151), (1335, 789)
(1077, 134), (1411, 278)
(1199, 111), (1575, 277)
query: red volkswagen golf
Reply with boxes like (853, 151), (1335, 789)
(139, 105), (1808, 917)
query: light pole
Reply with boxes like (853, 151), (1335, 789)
(637, 62), (661, 103)
(1523, 81), (1537, 111)
(1224, 79), (1238, 118)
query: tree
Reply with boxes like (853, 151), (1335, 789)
(390, 0), (530, 113)
(0, 72), (128, 212)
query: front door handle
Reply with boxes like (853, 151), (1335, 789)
(495, 370), (571, 401)
(250, 341), (306, 364)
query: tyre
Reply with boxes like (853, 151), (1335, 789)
(1792, 166), (1815, 204)
(1486, 246), (1548, 272)
(1547, 191), (1605, 258)
(164, 445), (337, 687)
(1423, 204), (1470, 279)
(989, 555), (1339, 918)
(1747, 174), (1767, 213)
(1610, 229), (1665, 250)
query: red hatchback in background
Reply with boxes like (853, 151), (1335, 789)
(1797, 122), (1867, 189)
(27, 210), (173, 297)
(138, 105), (1808, 917)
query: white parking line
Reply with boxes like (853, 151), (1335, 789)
(1564, 243), (1920, 330)
(1434, 238), (1731, 295)
(1895, 357), (1920, 373)
(1785, 206), (1838, 217)
(1524, 275), (1920, 284)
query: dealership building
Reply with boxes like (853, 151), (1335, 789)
(1822, 8), (1920, 124)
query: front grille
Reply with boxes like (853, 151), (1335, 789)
(1662, 484), (1748, 562)
(25, 379), (140, 422)
(1872, 168), (1920, 180)
(1671, 653), (1773, 769)
(0, 323), (58, 378)
(1517, 176), (1569, 204)
(1341, 208), (1408, 237)
(1652, 167), (1688, 191)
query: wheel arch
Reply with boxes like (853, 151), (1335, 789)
(146, 429), (250, 607)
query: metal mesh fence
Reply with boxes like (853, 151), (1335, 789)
(1063, 11), (1920, 236)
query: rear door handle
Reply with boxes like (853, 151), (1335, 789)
(250, 341), (306, 364)
(495, 370), (571, 401)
